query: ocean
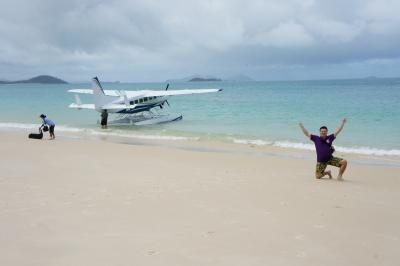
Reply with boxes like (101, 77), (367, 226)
(1, 78), (399, 156)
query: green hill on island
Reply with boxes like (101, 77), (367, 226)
(0, 75), (68, 84)
(189, 77), (222, 82)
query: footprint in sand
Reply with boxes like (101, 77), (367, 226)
(147, 250), (157, 255)
(296, 251), (307, 258)
(204, 231), (215, 237)
(294, 234), (304, 240)
(314, 224), (326, 229)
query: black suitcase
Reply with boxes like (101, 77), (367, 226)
(29, 129), (43, 139)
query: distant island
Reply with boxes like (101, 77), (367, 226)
(189, 77), (222, 82)
(167, 74), (254, 83)
(0, 75), (68, 84)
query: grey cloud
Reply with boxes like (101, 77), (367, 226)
(0, 0), (400, 81)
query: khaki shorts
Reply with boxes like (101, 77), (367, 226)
(316, 156), (344, 175)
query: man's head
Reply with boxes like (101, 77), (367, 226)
(319, 126), (328, 138)
(40, 114), (46, 119)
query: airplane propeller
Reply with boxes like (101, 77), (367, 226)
(160, 83), (170, 109)
(121, 91), (129, 107)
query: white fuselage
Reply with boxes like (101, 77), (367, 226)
(100, 95), (169, 114)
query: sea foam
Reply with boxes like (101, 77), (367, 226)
(1, 122), (399, 157)
(231, 138), (400, 157)
(0, 122), (195, 141)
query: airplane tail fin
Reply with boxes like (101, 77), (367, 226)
(92, 77), (110, 110)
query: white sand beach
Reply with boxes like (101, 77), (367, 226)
(1, 133), (399, 266)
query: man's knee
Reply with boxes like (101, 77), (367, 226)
(315, 173), (323, 179)
(340, 159), (348, 166)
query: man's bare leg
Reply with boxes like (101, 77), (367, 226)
(316, 170), (332, 179)
(337, 160), (347, 181)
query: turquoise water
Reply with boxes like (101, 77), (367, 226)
(0, 78), (399, 155)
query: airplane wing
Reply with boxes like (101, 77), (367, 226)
(68, 89), (120, 97)
(69, 88), (222, 98)
(125, 88), (222, 98)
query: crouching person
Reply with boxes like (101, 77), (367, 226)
(40, 114), (56, 140)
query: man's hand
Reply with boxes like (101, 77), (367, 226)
(334, 118), (347, 137)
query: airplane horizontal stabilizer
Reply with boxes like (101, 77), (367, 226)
(101, 104), (137, 110)
(69, 103), (95, 109)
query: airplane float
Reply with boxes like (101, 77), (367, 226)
(68, 77), (222, 125)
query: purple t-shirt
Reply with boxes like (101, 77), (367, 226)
(310, 134), (335, 162)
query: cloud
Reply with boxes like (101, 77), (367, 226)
(0, 0), (400, 81)
(252, 21), (314, 48)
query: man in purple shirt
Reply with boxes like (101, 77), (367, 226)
(299, 119), (347, 181)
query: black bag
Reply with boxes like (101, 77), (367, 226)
(43, 125), (49, 132)
(29, 129), (43, 139)
(330, 145), (335, 154)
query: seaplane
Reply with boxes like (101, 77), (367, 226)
(68, 77), (222, 125)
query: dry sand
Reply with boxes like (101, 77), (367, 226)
(0, 133), (399, 266)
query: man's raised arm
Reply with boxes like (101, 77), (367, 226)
(334, 118), (347, 137)
(299, 123), (310, 138)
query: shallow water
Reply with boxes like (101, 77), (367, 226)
(1, 78), (399, 156)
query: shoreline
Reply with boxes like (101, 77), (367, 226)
(1, 124), (400, 168)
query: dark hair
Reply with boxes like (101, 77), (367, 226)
(40, 114), (46, 118)
(320, 126), (328, 131)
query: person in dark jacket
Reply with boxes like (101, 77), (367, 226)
(101, 109), (108, 129)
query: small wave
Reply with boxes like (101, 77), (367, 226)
(273, 141), (315, 150)
(0, 122), (196, 141)
(231, 138), (400, 157)
(0, 122), (84, 133)
(87, 129), (197, 141)
(333, 146), (400, 157)
(0, 122), (39, 130)
(2, 123), (399, 157)
(273, 140), (400, 156)
(231, 138), (272, 146)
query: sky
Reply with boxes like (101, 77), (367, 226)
(1, 0), (400, 82)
